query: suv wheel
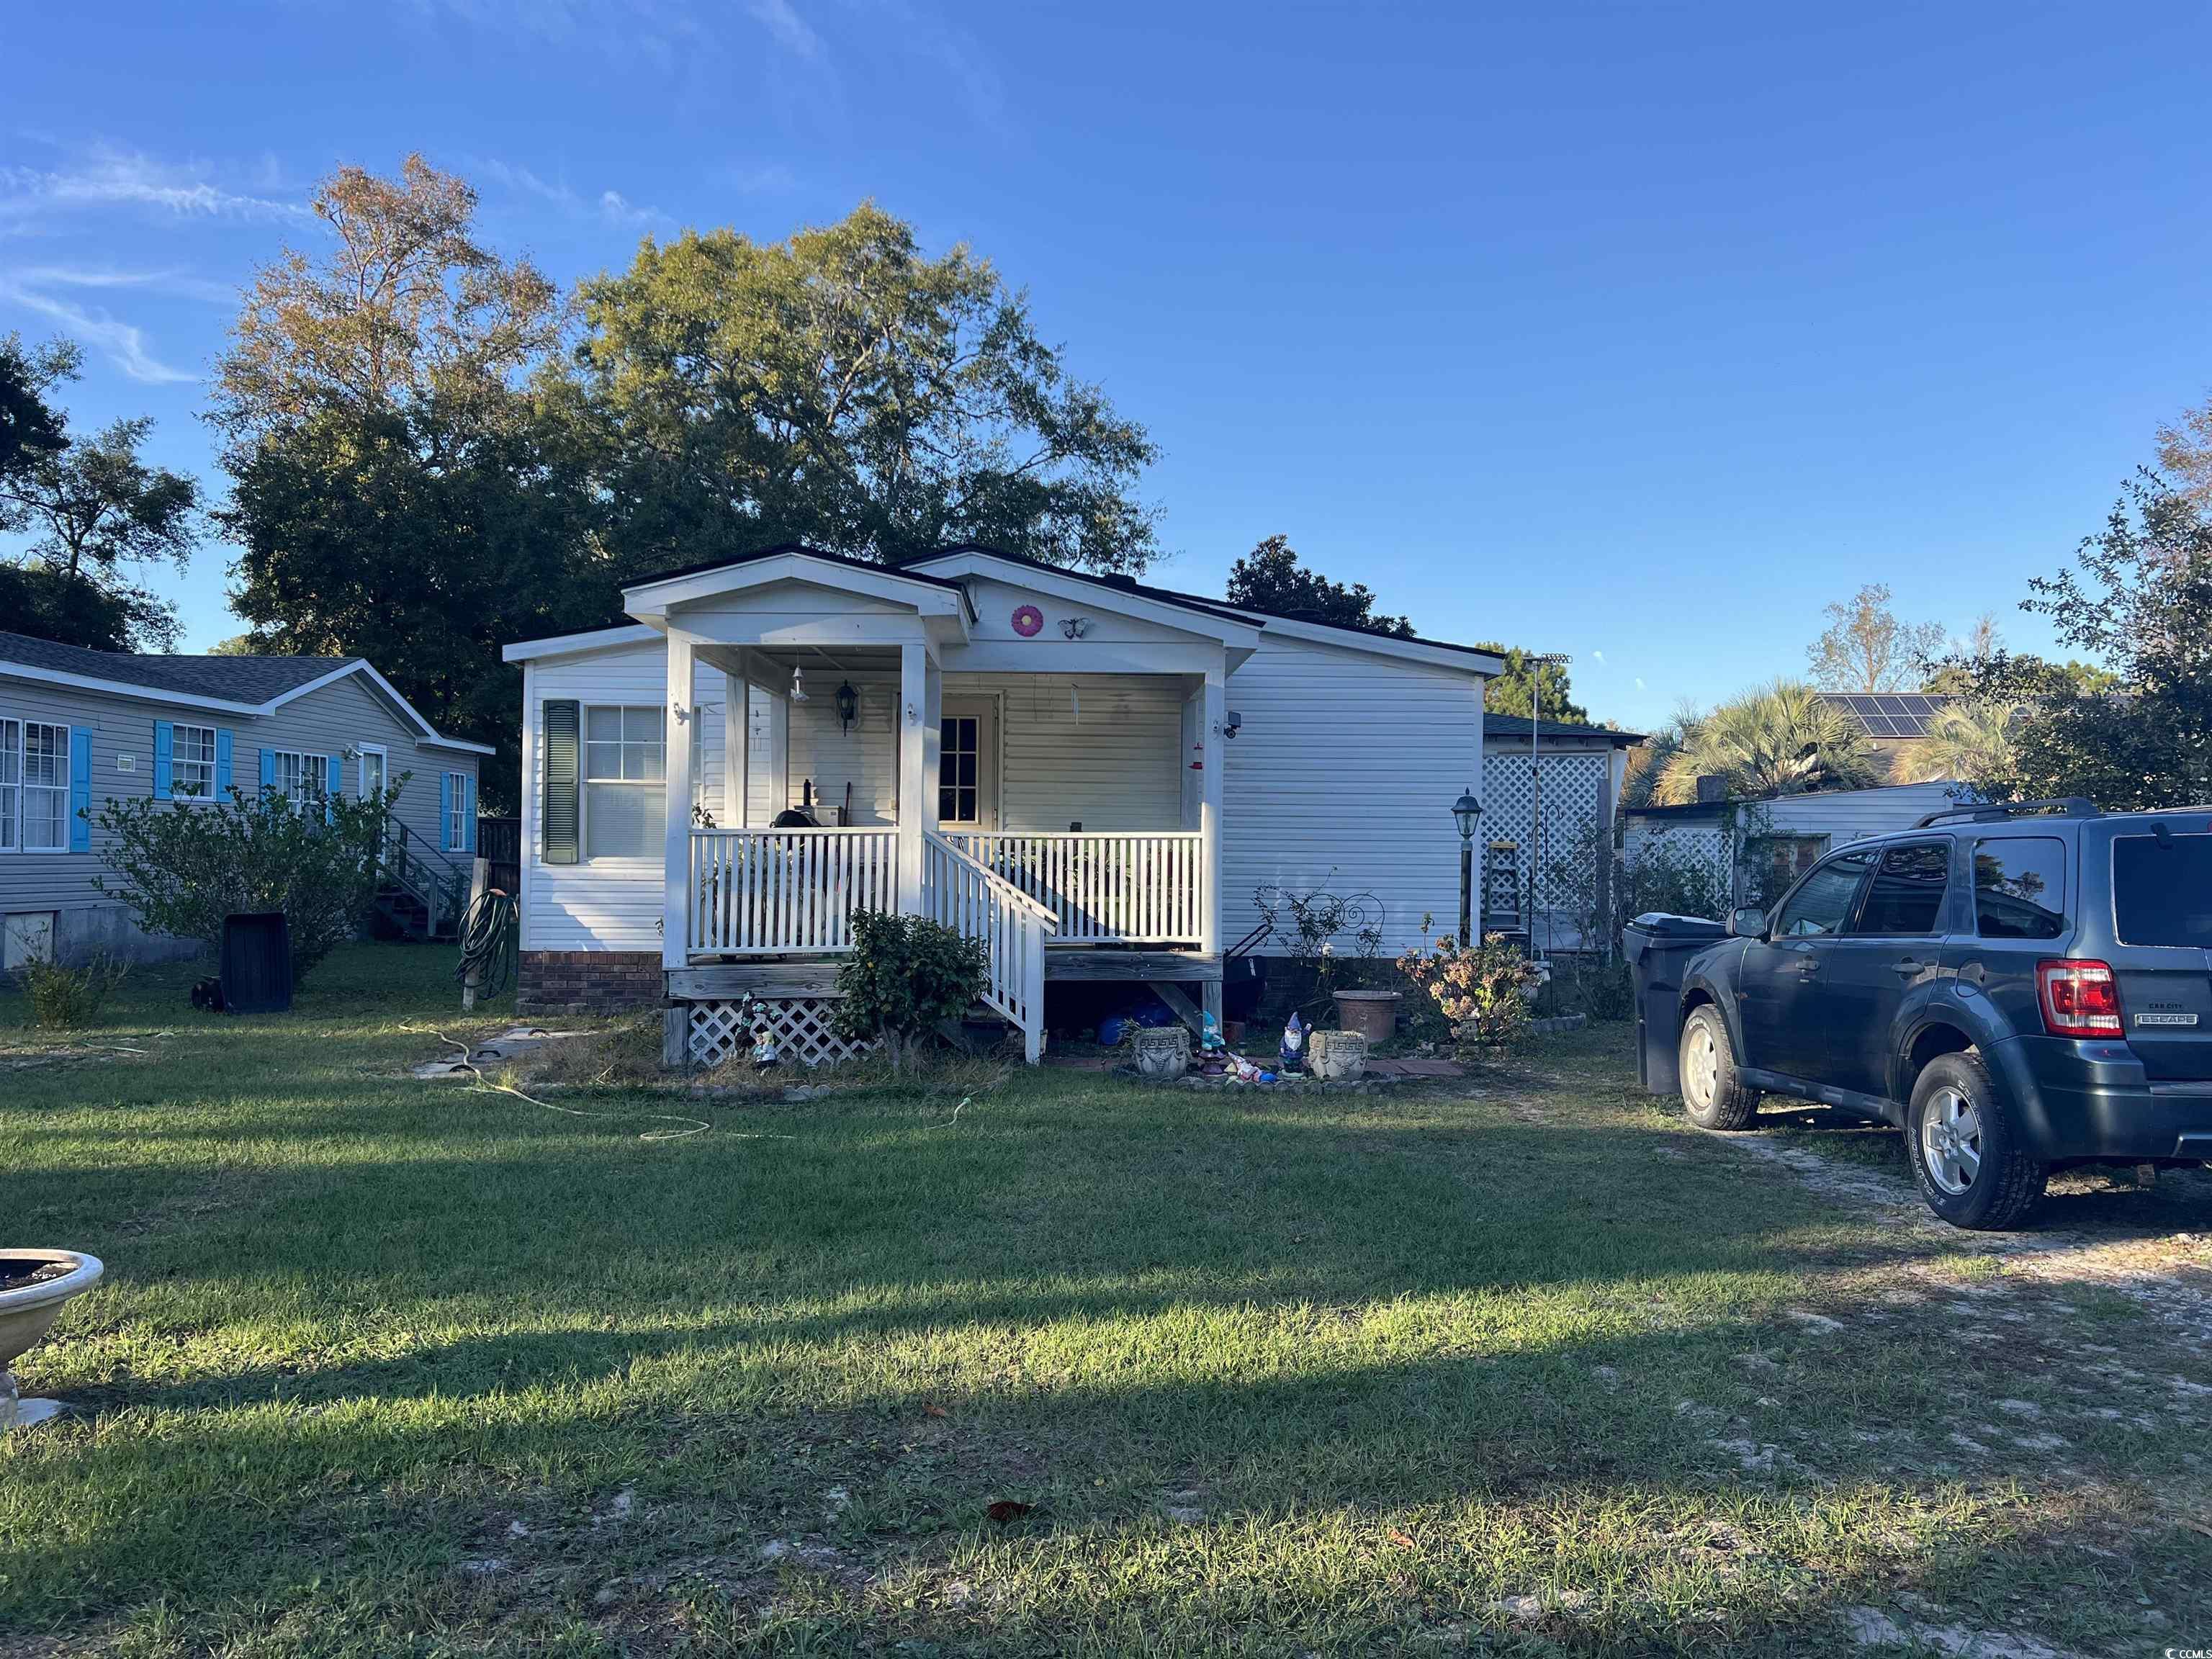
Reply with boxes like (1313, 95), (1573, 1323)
(1905, 1051), (2047, 1230)
(1679, 1004), (1758, 1130)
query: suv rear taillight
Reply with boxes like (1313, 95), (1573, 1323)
(2038, 958), (2123, 1037)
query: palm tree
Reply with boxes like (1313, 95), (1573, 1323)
(1892, 698), (2020, 792)
(1653, 680), (1881, 804)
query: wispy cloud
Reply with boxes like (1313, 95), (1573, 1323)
(472, 156), (671, 228)
(1635, 677), (1647, 692)
(0, 279), (198, 384)
(5, 264), (236, 305)
(748, 0), (823, 58)
(1591, 649), (1606, 665)
(0, 143), (310, 226)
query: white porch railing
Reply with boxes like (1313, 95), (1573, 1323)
(939, 831), (1204, 945)
(689, 827), (899, 956)
(925, 830), (1056, 1058)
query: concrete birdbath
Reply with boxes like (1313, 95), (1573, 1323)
(1, 1250), (104, 1429)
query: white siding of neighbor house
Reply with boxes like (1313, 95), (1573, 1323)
(1221, 634), (1485, 956)
(0, 667), (476, 962)
(1624, 781), (1972, 907)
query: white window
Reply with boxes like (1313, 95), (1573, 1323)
(584, 705), (665, 859)
(172, 723), (217, 801)
(22, 722), (68, 851)
(0, 719), (17, 851)
(446, 772), (469, 851)
(269, 750), (323, 811)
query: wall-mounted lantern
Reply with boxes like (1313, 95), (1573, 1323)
(835, 680), (858, 734)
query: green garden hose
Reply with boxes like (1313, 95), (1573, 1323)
(454, 888), (518, 1001)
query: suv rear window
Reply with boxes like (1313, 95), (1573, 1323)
(1974, 835), (2067, 940)
(2113, 834), (2212, 946)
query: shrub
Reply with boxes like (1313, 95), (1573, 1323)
(91, 781), (402, 985)
(832, 911), (989, 1074)
(14, 953), (129, 1028)
(1396, 930), (1542, 1051)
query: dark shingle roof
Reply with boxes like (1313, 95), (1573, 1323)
(0, 631), (361, 706)
(1484, 711), (1645, 747)
(1819, 691), (1951, 739)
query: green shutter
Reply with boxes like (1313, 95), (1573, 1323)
(543, 700), (580, 865)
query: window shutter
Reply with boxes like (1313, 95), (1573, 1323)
(69, 728), (91, 852)
(463, 775), (477, 853)
(543, 699), (580, 865)
(439, 773), (452, 848)
(216, 729), (233, 796)
(325, 754), (341, 824)
(154, 720), (174, 799)
(259, 747), (275, 791)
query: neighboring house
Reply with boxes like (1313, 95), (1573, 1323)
(500, 544), (1503, 1064)
(1818, 691), (1952, 781)
(1624, 780), (1969, 909)
(1480, 711), (1643, 950)
(0, 631), (493, 968)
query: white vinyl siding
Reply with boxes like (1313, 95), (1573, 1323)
(1221, 635), (1485, 956)
(172, 723), (217, 801)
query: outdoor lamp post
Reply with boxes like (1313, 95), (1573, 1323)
(1453, 787), (1483, 946)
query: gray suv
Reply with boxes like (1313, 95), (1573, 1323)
(1673, 799), (2212, 1228)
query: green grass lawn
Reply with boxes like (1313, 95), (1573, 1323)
(4, 945), (2211, 1656)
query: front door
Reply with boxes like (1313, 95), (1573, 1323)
(1736, 848), (1876, 1084)
(358, 745), (390, 860)
(938, 698), (997, 830)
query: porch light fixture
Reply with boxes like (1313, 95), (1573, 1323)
(835, 679), (858, 734)
(790, 665), (808, 702)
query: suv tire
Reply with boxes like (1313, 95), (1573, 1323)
(1679, 1004), (1758, 1130)
(1905, 1051), (2047, 1231)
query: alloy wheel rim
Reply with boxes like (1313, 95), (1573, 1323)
(1920, 1086), (1982, 1195)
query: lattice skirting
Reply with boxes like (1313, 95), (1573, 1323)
(687, 997), (878, 1069)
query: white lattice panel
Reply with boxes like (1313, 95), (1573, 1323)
(1482, 752), (1607, 926)
(688, 997), (877, 1069)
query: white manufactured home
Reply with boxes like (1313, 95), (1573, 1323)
(501, 545), (1501, 1064)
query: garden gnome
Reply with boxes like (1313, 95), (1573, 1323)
(1280, 1011), (1307, 1074)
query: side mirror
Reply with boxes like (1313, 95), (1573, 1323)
(1727, 906), (1766, 939)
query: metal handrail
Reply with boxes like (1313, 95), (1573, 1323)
(385, 821), (470, 930)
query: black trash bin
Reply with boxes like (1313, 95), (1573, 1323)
(1621, 912), (1727, 1094)
(220, 912), (293, 1015)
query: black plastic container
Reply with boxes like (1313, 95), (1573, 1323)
(220, 912), (293, 1015)
(1621, 912), (1726, 1094)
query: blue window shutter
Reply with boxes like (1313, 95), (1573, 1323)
(439, 772), (453, 848)
(216, 729), (233, 796)
(463, 775), (477, 852)
(69, 728), (91, 852)
(325, 755), (341, 824)
(154, 721), (174, 799)
(259, 747), (275, 791)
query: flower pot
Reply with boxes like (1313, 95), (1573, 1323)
(1332, 989), (1401, 1043)
(1222, 1018), (1246, 1048)
(1, 1250), (104, 1430)
(1132, 1025), (1190, 1079)
(1309, 1030), (1369, 1079)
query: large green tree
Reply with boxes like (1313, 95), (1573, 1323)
(1478, 645), (1588, 724)
(1949, 475), (2212, 808)
(214, 156), (598, 809)
(1, 336), (200, 651)
(560, 203), (1160, 574)
(1225, 535), (1411, 634)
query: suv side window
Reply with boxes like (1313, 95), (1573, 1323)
(1974, 835), (2067, 939)
(1773, 850), (1875, 938)
(1853, 840), (1951, 935)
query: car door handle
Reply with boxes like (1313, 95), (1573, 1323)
(1892, 958), (1923, 980)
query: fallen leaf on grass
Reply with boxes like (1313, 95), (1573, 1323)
(1386, 1528), (1419, 1550)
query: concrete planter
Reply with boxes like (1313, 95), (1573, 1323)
(1309, 1030), (1370, 1079)
(1133, 1025), (1191, 1079)
(1, 1250), (104, 1430)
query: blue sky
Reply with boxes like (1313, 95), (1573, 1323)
(4, 1), (2208, 731)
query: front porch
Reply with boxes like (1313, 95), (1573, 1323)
(638, 549), (1249, 1063)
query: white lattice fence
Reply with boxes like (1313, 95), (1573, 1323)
(1482, 752), (1609, 948)
(687, 997), (877, 1069)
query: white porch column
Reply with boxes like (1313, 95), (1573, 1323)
(662, 631), (697, 971)
(896, 640), (929, 913)
(1200, 666), (1226, 957)
(723, 648), (749, 827)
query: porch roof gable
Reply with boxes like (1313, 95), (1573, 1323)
(620, 544), (979, 625)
